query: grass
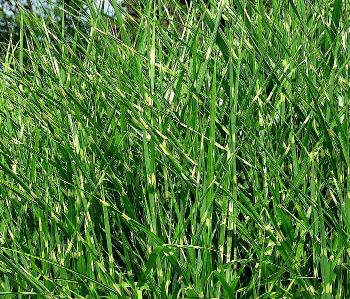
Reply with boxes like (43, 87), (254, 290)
(0, 0), (349, 297)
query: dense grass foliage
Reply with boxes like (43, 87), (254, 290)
(0, 0), (350, 297)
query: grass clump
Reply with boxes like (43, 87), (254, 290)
(0, 0), (350, 298)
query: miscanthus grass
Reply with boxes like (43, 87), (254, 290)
(0, 0), (349, 298)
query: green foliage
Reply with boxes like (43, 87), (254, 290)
(0, 0), (350, 298)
